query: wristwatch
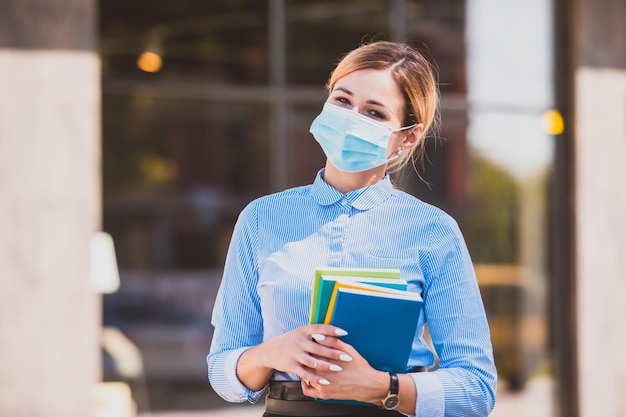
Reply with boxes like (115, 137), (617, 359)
(381, 372), (400, 410)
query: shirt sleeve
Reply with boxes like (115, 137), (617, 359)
(206, 202), (267, 403)
(410, 214), (498, 417)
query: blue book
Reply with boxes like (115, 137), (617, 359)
(315, 284), (423, 406)
(328, 286), (422, 372)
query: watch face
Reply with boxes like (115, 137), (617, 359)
(383, 394), (400, 410)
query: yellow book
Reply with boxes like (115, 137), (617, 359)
(323, 281), (413, 324)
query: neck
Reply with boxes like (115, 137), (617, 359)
(323, 162), (386, 194)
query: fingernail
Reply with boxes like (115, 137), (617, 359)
(329, 364), (343, 372)
(319, 378), (331, 385)
(339, 354), (353, 362)
(334, 328), (348, 336)
(311, 333), (326, 342)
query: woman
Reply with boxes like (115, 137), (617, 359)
(208, 41), (497, 417)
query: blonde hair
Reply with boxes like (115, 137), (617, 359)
(327, 41), (440, 174)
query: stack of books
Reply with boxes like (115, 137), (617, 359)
(309, 267), (423, 374)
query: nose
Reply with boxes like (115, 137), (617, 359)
(347, 105), (362, 114)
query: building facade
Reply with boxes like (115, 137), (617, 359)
(1, 0), (625, 416)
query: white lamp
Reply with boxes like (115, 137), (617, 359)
(91, 232), (120, 294)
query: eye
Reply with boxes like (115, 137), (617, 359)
(364, 109), (385, 120)
(333, 96), (351, 107)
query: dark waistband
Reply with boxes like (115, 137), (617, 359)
(268, 381), (313, 402)
(265, 377), (426, 417)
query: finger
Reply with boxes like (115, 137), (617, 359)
(321, 336), (358, 361)
(301, 354), (319, 370)
(305, 357), (343, 373)
(301, 379), (315, 395)
(306, 339), (353, 364)
(301, 375), (331, 388)
(311, 333), (326, 342)
(306, 324), (349, 337)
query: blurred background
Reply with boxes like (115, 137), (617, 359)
(1, 0), (625, 416)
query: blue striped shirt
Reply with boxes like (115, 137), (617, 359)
(208, 169), (497, 417)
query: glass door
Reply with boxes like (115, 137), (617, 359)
(464, 0), (557, 415)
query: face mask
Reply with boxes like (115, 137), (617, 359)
(309, 103), (414, 172)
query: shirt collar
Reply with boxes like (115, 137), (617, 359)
(310, 169), (394, 210)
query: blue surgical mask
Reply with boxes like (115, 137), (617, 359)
(309, 103), (414, 172)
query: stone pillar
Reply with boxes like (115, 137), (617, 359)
(572, 0), (626, 415)
(0, 1), (101, 417)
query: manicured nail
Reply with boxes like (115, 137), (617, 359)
(339, 354), (353, 362)
(334, 328), (348, 336)
(329, 364), (343, 372)
(311, 334), (326, 342)
(319, 378), (331, 385)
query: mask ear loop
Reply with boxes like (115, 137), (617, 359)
(392, 123), (417, 133)
(387, 123), (416, 162)
(387, 121), (417, 162)
(386, 148), (404, 163)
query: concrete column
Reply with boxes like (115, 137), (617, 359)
(572, 0), (626, 415)
(0, 1), (101, 417)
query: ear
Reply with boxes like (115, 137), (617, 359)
(401, 123), (424, 150)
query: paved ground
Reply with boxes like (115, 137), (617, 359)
(142, 404), (264, 417)
(138, 377), (554, 417)
(490, 377), (553, 417)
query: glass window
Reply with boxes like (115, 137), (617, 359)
(102, 94), (271, 270)
(100, 0), (269, 84)
(100, 1), (273, 274)
(286, 0), (390, 86)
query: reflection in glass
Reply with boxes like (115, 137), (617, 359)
(100, 1), (269, 84)
(102, 94), (271, 270)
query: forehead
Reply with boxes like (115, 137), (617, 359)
(332, 68), (405, 112)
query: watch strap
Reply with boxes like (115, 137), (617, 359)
(381, 372), (400, 410)
(389, 372), (399, 395)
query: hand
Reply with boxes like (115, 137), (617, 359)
(300, 336), (388, 405)
(250, 324), (352, 386)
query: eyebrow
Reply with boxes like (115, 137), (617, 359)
(334, 87), (387, 108)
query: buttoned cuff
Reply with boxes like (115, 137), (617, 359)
(212, 347), (267, 403)
(407, 371), (445, 417)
